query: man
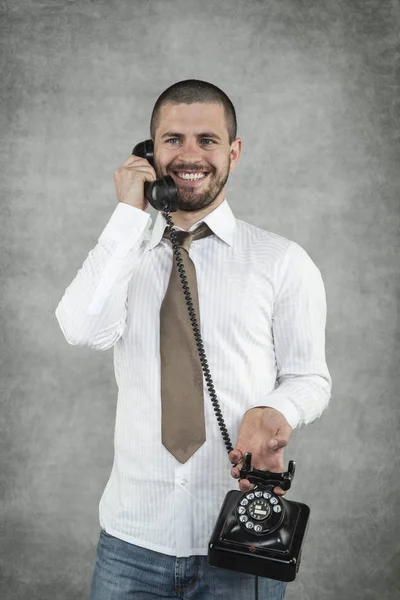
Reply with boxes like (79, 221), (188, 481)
(55, 79), (331, 599)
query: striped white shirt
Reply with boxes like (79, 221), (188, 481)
(55, 198), (331, 557)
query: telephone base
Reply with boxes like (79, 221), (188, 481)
(208, 489), (310, 582)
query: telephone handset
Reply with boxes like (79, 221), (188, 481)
(131, 139), (310, 587)
(132, 140), (179, 212)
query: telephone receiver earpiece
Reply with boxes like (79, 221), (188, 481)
(132, 140), (179, 212)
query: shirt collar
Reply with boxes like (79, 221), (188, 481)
(144, 198), (236, 252)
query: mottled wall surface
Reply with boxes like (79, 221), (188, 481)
(1, 1), (399, 599)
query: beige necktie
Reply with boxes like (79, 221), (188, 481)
(160, 222), (214, 463)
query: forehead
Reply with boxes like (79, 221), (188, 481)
(157, 102), (228, 136)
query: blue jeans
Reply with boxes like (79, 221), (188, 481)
(89, 529), (287, 600)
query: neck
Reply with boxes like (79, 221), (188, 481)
(163, 194), (225, 231)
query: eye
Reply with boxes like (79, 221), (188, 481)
(166, 138), (180, 144)
(200, 139), (215, 145)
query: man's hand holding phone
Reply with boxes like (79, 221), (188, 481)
(114, 155), (156, 211)
(229, 407), (293, 496)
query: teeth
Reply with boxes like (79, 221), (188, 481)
(177, 172), (207, 180)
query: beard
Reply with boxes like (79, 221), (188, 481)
(156, 158), (231, 212)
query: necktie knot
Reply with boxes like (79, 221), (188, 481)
(163, 222), (213, 253)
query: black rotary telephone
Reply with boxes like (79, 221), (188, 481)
(132, 140), (311, 585)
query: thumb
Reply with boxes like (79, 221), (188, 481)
(267, 423), (292, 450)
(267, 437), (288, 450)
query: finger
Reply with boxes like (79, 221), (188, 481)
(121, 164), (156, 176)
(125, 167), (157, 178)
(269, 421), (292, 447)
(238, 478), (255, 493)
(122, 155), (152, 168)
(267, 437), (290, 451)
(273, 486), (286, 496)
(231, 465), (241, 479)
(230, 449), (244, 479)
(267, 426), (291, 450)
(114, 167), (157, 183)
(229, 449), (243, 466)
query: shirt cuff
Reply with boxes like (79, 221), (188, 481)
(99, 202), (152, 256)
(247, 394), (301, 430)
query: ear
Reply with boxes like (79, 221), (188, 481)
(229, 138), (242, 173)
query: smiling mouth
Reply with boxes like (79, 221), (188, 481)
(172, 171), (210, 182)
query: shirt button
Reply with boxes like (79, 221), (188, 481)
(181, 479), (187, 486)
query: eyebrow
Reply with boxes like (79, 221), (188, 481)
(161, 131), (222, 141)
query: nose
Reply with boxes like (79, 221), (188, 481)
(176, 139), (204, 164)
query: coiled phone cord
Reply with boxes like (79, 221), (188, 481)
(164, 211), (260, 600)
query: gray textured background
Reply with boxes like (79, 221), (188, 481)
(1, 1), (399, 599)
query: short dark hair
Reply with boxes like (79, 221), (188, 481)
(150, 79), (237, 144)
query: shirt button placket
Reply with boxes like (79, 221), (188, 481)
(175, 472), (190, 557)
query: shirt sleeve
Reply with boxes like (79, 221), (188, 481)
(250, 241), (332, 429)
(55, 203), (152, 351)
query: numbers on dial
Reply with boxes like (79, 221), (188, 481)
(236, 489), (284, 534)
(248, 499), (271, 521)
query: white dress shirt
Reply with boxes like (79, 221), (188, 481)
(55, 198), (331, 557)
